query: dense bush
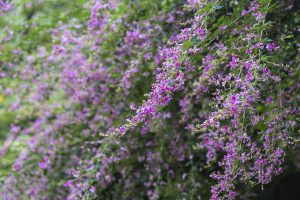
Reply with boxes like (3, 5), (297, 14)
(0, 0), (299, 199)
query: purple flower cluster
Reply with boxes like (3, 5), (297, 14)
(0, 0), (13, 15)
(0, 0), (299, 199)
